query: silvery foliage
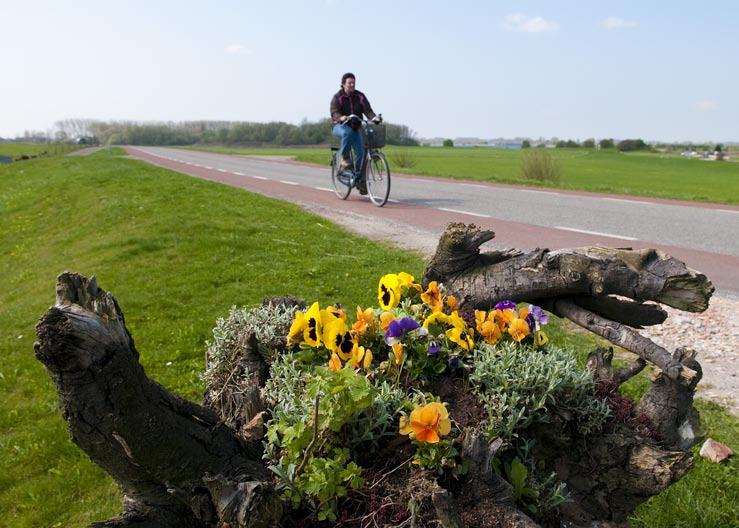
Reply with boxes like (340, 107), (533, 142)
(470, 341), (610, 440)
(203, 302), (296, 389)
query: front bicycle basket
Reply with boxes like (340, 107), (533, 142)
(365, 124), (386, 149)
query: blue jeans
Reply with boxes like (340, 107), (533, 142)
(332, 123), (364, 179)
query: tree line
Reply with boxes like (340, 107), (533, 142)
(41, 118), (419, 147)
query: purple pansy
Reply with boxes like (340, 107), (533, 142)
(528, 305), (549, 325)
(448, 355), (460, 368)
(525, 313), (536, 332)
(494, 300), (517, 311)
(427, 341), (441, 357)
(385, 317), (421, 345)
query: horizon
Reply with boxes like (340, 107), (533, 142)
(2, 1), (738, 142)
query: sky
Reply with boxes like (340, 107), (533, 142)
(1, 1), (737, 142)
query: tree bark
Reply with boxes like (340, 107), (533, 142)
(35, 272), (282, 528)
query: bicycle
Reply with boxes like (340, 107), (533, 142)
(329, 115), (391, 207)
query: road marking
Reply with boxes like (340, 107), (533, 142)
(252, 175), (268, 180)
(233, 171), (245, 176)
(717, 209), (739, 215)
(315, 186), (333, 192)
(461, 183), (488, 189)
(602, 197), (652, 206)
(554, 226), (638, 240)
(280, 180), (300, 186)
(387, 198), (400, 203)
(204, 166), (213, 170)
(437, 207), (491, 218)
(217, 168), (228, 173)
(519, 189), (562, 196)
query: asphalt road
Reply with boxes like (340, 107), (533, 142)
(128, 146), (739, 296)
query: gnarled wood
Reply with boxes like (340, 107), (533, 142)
(35, 272), (280, 528)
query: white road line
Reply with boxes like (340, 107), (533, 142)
(437, 207), (491, 218)
(252, 175), (268, 180)
(602, 197), (653, 206)
(315, 186), (333, 192)
(204, 166), (213, 170)
(280, 180), (299, 186)
(461, 183), (489, 189)
(233, 171), (245, 176)
(519, 189), (562, 196)
(217, 168), (228, 173)
(717, 209), (739, 215)
(554, 226), (638, 240)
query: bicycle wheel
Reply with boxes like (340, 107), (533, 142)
(331, 151), (352, 200)
(367, 151), (391, 206)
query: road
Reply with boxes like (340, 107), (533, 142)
(127, 146), (739, 296)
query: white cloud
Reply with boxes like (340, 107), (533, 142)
(602, 17), (638, 29)
(224, 44), (251, 55)
(503, 14), (558, 33)
(695, 100), (718, 111)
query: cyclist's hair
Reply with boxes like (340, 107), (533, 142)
(341, 72), (355, 87)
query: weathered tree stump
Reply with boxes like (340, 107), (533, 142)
(34, 223), (713, 527)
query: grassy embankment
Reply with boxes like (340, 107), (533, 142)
(1, 151), (736, 527)
(0, 142), (81, 160)
(187, 145), (739, 205)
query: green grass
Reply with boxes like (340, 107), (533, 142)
(0, 142), (81, 160)
(1, 151), (736, 527)
(186, 145), (739, 204)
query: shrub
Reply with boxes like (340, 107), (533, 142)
(520, 149), (562, 182)
(442, 139), (454, 147)
(391, 149), (417, 169)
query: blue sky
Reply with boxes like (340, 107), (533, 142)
(1, 1), (737, 141)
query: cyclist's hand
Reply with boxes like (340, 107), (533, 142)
(372, 115), (383, 124)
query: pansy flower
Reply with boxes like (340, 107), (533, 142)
(525, 313), (536, 332)
(352, 306), (375, 336)
(385, 316), (422, 345)
(397, 272), (422, 292)
(494, 300), (517, 311)
(495, 308), (516, 329)
(508, 318), (530, 342)
(380, 311), (396, 331)
(287, 310), (307, 345)
(528, 305), (549, 325)
(399, 402), (451, 443)
(446, 325), (474, 351)
(392, 343), (405, 365)
(328, 352), (342, 372)
(445, 295), (459, 312)
(427, 341), (441, 357)
(323, 317), (354, 360)
(303, 302), (323, 347)
(423, 311), (450, 329)
(350, 345), (373, 369)
(535, 331), (549, 346)
(421, 281), (443, 312)
(378, 274), (402, 310)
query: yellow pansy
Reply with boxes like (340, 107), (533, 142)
(535, 331), (549, 346)
(446, 326), (474, 351)
(397, 272), (422, 292)
(378, 274), (402, 310)
(323, 317), (354, 360)
(508, 318), (530, 342)
(287, 310), (307, 345)
(350, 345), (373, 369)
(423, 311), (450, 329)
(303, 302), (322, 347)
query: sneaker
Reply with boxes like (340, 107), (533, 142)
(357, 180), (368, 195)
(338, 157), (352, 172)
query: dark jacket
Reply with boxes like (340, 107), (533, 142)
(330, 89), (376, 124)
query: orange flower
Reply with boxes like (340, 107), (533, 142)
(475, 310), (502, 345)
(445, 295), (459, 312)
(350, 345), (373, 369)
(352, 306), (375, 336)
(392, 343), (404, 365)
(380, 311), (396, 331)
(399, 402), (451, 443)
(421, 281), (443, 312)
(496, 308), (516, 330)
(518, 306), (530, 319)
(508, 318), (530, 342)
(328, 352), (342, 372)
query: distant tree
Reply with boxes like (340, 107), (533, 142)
(556, 140), (567, 148)
(565, 139), (580, 148)
(599, 138), (615, 149)
(582, 138), (595, 148)
(617, 139), (649, 152)
(443, 139), (454, 147)
(521, 139), (531, 149)
(715, 144), (723, 152)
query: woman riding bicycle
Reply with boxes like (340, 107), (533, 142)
(330, 72), (382, 195)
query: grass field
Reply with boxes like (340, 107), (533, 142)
(0, 142), (80, 160)
(1, 151), (736, 527)
(187, 145), (739, 204)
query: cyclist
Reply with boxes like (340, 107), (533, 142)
(330, 72), (382, 194)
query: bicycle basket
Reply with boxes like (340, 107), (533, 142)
(365, 124), (386, 149)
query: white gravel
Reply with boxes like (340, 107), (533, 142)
(303, 201), (738, 416)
